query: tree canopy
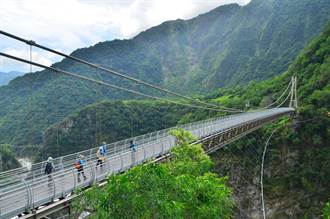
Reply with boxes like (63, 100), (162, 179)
(73, 129), (234, 219)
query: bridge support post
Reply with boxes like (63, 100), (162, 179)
(59, 157), (65, 199)
(152, 141), (155, 158)
(107, 154), (112, 176)
(114, 142), (117, 153)
(89, 162), (95, 185)
(71, 169), (77, 190)
(294, 76), (298, 109)
(23, 181), (32, 214)
(120, 152), (124, 172)
(52, 174), (56, 202)
(289, 76), (294, 108)
(143, 147), (147, 161)
(160, 140), (164, 155)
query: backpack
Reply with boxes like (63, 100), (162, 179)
(74, 160), (81, 170)
(45, 162), (53, 174)
(99, 146), (106, 155)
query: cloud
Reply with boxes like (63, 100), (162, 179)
(0, 47), (58, 72)
(0, 0), (117, 50)
(0, 0), (251, 72)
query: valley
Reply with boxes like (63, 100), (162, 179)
(0, 0), (329, 218)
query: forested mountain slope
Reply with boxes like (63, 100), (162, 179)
(0, 0), (329, 146)
(43, 19), (330, 154)
(210, 21), (330, 218)
(44, 21), (330, 160)
(41, 101), (199, 158)
(42, 21), (330, 217)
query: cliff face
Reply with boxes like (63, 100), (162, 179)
(210, 22), (330, 218)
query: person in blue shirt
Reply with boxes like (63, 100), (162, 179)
(75, 154), (87, 182)
(100, 142), (107, 155)
(96, 142), (107, 168)
(129, 140), (137, 167)
(130, 140), (136, 152)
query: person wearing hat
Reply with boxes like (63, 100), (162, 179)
(75, 154), (87, 182)
(45, 157), (54, 185)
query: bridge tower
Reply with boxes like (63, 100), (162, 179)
(289, 76), (298, 109)
(0, 153), (2, 171)
(294, 75), (298, 109)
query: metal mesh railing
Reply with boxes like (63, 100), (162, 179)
(0, 108), (294, 219)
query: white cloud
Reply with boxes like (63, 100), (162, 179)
(0, 47), (58, 72)
(0, 0), (251, 72)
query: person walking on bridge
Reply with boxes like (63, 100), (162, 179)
(130, 140), (137, 166)
(75, 155), (87, 182)
(96, 142), (107, 169)
(44, 157), (54, 186)
(130, 140), (136, 152)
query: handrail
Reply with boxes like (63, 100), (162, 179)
(0, 108), (294, 219)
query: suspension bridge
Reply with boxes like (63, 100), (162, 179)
(0, 30), (298, 219)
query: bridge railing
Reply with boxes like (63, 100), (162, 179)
(0, 108), (294, 218)
(13, 112), (259, 187)
(0, 112), (236, 188)
(0, 109), (265, 189)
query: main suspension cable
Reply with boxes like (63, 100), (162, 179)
(0, 52), (228, 112)
(275, 88), (292, 108)
(0, 30), (243, 113)
(261, 78), (293, 109)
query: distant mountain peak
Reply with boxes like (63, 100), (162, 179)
(0, 71), (25, 86)
(0, 0), (329, 146)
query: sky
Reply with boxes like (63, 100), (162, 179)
(0, 0), (251, 73)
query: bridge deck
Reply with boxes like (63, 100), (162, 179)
(0, 108), (294, 219)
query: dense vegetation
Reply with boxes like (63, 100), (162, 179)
(0, 1), (329, 217)
(74, 129), (233, 219)
(324, 200), (330, 219)
(41, 98), (225, 159)
(41, 100), (213, 158)
(208, 22), (330, 217)
(0, 144), (20, 171)
(41, 21), (330, 217)
(0, 0), (329, 146)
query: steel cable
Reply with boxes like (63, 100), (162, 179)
(0, 52), (227, 112)
(0, 30), (243, 113)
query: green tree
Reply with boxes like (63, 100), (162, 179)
(0, 144), (20, 172)
(324, 200), (330, 219)
(74, 129), (234, 218)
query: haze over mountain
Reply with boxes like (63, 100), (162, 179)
(42, 22), (330, 217)
(0, 71), (24, 86)
(0, 0), (329, 146)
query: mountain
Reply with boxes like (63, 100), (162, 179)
(43, 21), (330, 161)
(0, 71), (24, 86)
(41, 100), (197, 158)
(0, 0), (330, 146)
(42, 22), (330, 217)
(210, 22), (330, 218)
